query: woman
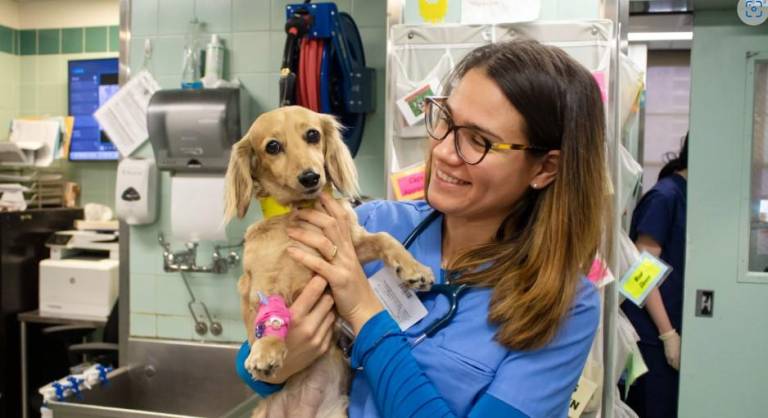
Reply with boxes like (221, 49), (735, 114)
(622, 135), (688, 418)
(242, 39), (609, 417)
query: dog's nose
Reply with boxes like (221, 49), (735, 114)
(298, 170), (321, 188)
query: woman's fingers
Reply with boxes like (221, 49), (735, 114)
(314, 311), (336, 347)
(290, 276), (327, 319)
(303, 294), (334, 329)
(317, 194), (349, 231)
(318, 319), (335, 353)
(293, 209), (343, 245)
(286, 247), (337, 283)
(286, 228), (337, 262)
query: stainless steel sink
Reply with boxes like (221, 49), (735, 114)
(46, 340), (261, 418)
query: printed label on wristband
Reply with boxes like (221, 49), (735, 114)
(369, 267), (428, 331)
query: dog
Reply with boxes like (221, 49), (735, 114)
(224, 106), (434, 418)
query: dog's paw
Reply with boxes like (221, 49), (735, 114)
(394, 260), (435, 292)
(245, 337), (288, 378)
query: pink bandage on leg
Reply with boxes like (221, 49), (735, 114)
(254, 295), (291, 340)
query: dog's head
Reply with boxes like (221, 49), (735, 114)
(224, 106), (359, 220)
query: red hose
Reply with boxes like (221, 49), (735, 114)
(296, 38), (323, 112)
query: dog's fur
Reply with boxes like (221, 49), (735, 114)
(224, 106), (434, 418)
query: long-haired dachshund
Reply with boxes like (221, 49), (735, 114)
(224, 106), (434, 418)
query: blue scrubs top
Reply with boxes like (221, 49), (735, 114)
(236, 200), (600, 418)
(348, 200), (600, 418)
(621, 174), (687, 344)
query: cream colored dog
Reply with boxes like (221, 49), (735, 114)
(224, 106), (434, 418)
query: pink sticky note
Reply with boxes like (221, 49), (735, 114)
(397, 171), (425, 197)
(587, 258), (607, 284)
(592, 71), (607, 103)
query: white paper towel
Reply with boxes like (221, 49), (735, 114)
(170, 174), (226, 241)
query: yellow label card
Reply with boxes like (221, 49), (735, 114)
(619, 251), (672, 306)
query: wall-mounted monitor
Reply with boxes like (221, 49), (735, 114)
(67, 58), (119, 161)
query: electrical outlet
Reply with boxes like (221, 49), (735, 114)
(695, 289), (714, 317)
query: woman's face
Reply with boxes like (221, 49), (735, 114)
(427, 68), (541, 221)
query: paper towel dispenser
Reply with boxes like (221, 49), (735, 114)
(147, 88), (240, 173)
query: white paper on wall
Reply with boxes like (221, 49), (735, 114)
(94, 70), (161, 158)
(461, 0), (540, 24)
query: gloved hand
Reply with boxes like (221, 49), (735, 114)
(659, 329), (681, 370)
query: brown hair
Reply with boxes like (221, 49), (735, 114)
(426, 39), (609, 350)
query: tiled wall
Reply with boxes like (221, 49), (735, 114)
(127, 0), (387, 342)
(10, 25), (121, 55)
(0, 3), (120, 209)
(19, 43), (119, 207)
(0, 51), (19, 137)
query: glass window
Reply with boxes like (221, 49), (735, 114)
(748, 61), (768, 272)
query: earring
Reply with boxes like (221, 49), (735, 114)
(532, 183), (538, 189)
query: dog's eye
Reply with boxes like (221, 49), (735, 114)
(305, 129), (320, 144)
(265, 140), (282, 155)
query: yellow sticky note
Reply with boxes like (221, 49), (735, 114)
(619, 251), (672, 306)
(622, 259), (661, 299)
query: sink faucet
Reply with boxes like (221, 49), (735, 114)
(212, 245), (240, 274)
(158, 234), (241, 274)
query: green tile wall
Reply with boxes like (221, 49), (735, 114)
(9, 50), (118, 206)
(20, 30), (36, 55)
(62, 28), (83, 53)
(85, 26), (107, 52)
(0, 51), (19, 138)
(0, 25), (13, 53)
(0, 24), (118, 55)
(38, 29), (59, 54)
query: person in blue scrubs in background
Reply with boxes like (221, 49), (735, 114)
(240, 39), (610, 417)
(622, 135), (688, 418)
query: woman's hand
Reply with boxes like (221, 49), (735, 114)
(286, 193), (384, 335)
(258, 276), (336, 384)
(659, 329), (681, 370)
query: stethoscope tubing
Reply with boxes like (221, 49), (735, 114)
(402, 209), (469, 343)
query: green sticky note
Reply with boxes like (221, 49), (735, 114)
(624, 350), (649, 398)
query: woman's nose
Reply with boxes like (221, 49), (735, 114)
(431, 132), (462, 165)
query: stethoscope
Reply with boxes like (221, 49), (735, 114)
(402, 210), (470, 345)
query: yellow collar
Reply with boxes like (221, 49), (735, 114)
(258, 186), (333, 219)
(258, 196), (315, 219)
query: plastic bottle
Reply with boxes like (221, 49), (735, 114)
(181, 47), (201, 89)
(181, 19), (203, 89)
(204, 34), (224, 81)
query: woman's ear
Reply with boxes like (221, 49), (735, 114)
(224, 136), (258, 221)
(529, 150), (560, 190)
(321, 115), (360, 198)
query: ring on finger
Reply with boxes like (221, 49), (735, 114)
(327, 245), (338, 261)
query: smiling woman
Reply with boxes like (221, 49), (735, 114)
(424, 40), (609, 351)
(245, 38), (610, 418)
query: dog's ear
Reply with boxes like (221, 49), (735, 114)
(224, 136), (257, 221)
(321, 115), (359, 198)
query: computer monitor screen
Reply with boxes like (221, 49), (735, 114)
(68, 58), (120, 161)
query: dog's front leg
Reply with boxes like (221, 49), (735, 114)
(246, 335), (288, 378)
(352, 227), (434, 291)
(244, 288), (291, 379)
